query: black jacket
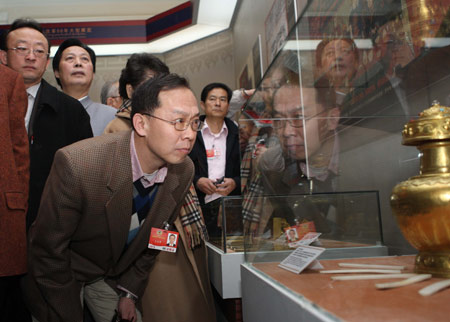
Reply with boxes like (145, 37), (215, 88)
(189, 115), (241, 205)
(27, 79), (93, 229)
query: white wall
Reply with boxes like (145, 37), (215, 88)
(43, 30), (235, 108)
(232, 0), (276, 86)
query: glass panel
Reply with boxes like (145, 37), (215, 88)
(240, 0), (450, 258)
(243, 191), (381, 263)
(206, 196), (244, 253)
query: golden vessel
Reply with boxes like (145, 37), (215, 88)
(391, 102), (450, 277)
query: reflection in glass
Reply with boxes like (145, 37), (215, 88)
(239, 1), (450, 256)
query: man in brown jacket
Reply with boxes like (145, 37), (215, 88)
(0, 64), (30, 321)
(23, 74), (215, 322)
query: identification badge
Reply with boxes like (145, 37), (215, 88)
(284, 221), (316, 243)
(206, 149), (215, 158)
(148, 227), (179, 253)
(206, 148), (221, 159)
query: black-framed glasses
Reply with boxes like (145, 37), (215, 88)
(8, 46), (49, 58)
(272, 118), (305, 129)
(142, 113), (203, 131)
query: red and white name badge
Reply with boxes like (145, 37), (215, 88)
(206, 148), (215, 158)
(148, 227), (179, 253)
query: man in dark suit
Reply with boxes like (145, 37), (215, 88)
(0, 64), (30, 322)
(23, 74), (215, 322)
(52, 38), (116, 136)
(0, 18), (93, 230)
(189, 82), (241, 237)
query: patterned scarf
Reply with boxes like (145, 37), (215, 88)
(240, 130), (265, 235)
(179, 184), (208, 249)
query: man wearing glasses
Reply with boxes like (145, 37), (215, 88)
(257, 80), (341, 233)
(23, 74), (215, 322)
(0, 18), (93, 230)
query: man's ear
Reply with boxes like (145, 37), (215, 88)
(0, 50), (8, 65)
(132, 113), (148, 137)
(326, 107), (341, 130)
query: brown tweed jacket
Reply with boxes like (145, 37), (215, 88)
(23, 130), (194, 322)
(0, 65), (29, 277)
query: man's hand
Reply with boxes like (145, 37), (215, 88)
(196, 177), (218, 195)
(118, 297), (137, 322)
(216, 178), (236, 196)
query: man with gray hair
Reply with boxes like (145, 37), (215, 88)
(101, 79), (122, 109)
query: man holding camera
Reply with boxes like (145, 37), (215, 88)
(189, 83), (241, 237)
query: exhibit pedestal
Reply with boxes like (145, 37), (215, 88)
(208, 242), (388, 299)
(241, 256), (450, 322)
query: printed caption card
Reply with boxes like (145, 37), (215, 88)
(279, 245), (325, 274)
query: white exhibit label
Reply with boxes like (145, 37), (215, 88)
(279, 245), (325, 274)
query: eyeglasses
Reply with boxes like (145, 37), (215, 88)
(272, 118), (305, 129)
(142, 113), (203, 131)
(259, 84), (282, 93)
(8, 46), (48, 58)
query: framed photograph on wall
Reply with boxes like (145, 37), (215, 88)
(265, 0), (289, 63)
(252, 34), (264, 88)
(239, 64), (253, 90)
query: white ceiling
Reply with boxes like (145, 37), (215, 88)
(0, 0), (185, 23)
(0, 0), (238, 55)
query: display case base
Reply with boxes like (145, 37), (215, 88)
(207, 242), (388, 299)
(241, 256), (450, 322)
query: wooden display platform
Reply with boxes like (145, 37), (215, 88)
(249, 256), (449, 322)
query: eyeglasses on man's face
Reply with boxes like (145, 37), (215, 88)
(142, 113), (203, 131)
(272, 117), (305, 129)
(8, 46), (49, 58)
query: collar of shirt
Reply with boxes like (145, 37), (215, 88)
(26, 82), (41, 99)
(25, 83), (41, 132)
(299, 134), (340, 182)
(79, 95), (89, 102)
(201, 118), (228, 138)
(130, 131), (168, 188)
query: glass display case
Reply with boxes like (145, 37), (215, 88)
(206, 196), (244, 253)
(239, 0), (450, 257)
(243, 191), (384, 263)
(238, 1), (450, 319)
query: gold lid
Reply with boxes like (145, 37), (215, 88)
(402, 101), (450, 145)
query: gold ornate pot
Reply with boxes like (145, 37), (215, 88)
(391, 102), (450, 277)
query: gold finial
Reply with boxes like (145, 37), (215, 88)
(403, 102), (450, 145)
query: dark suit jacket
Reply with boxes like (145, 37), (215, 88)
(27, 79), (92, 229)
(0, 65), (29, 277)
(23, 131), (195, 322)
(189, 115), (241, 205)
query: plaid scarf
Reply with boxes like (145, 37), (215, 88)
(179, 184), (208, 249)
(240, 131), (266, 235)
